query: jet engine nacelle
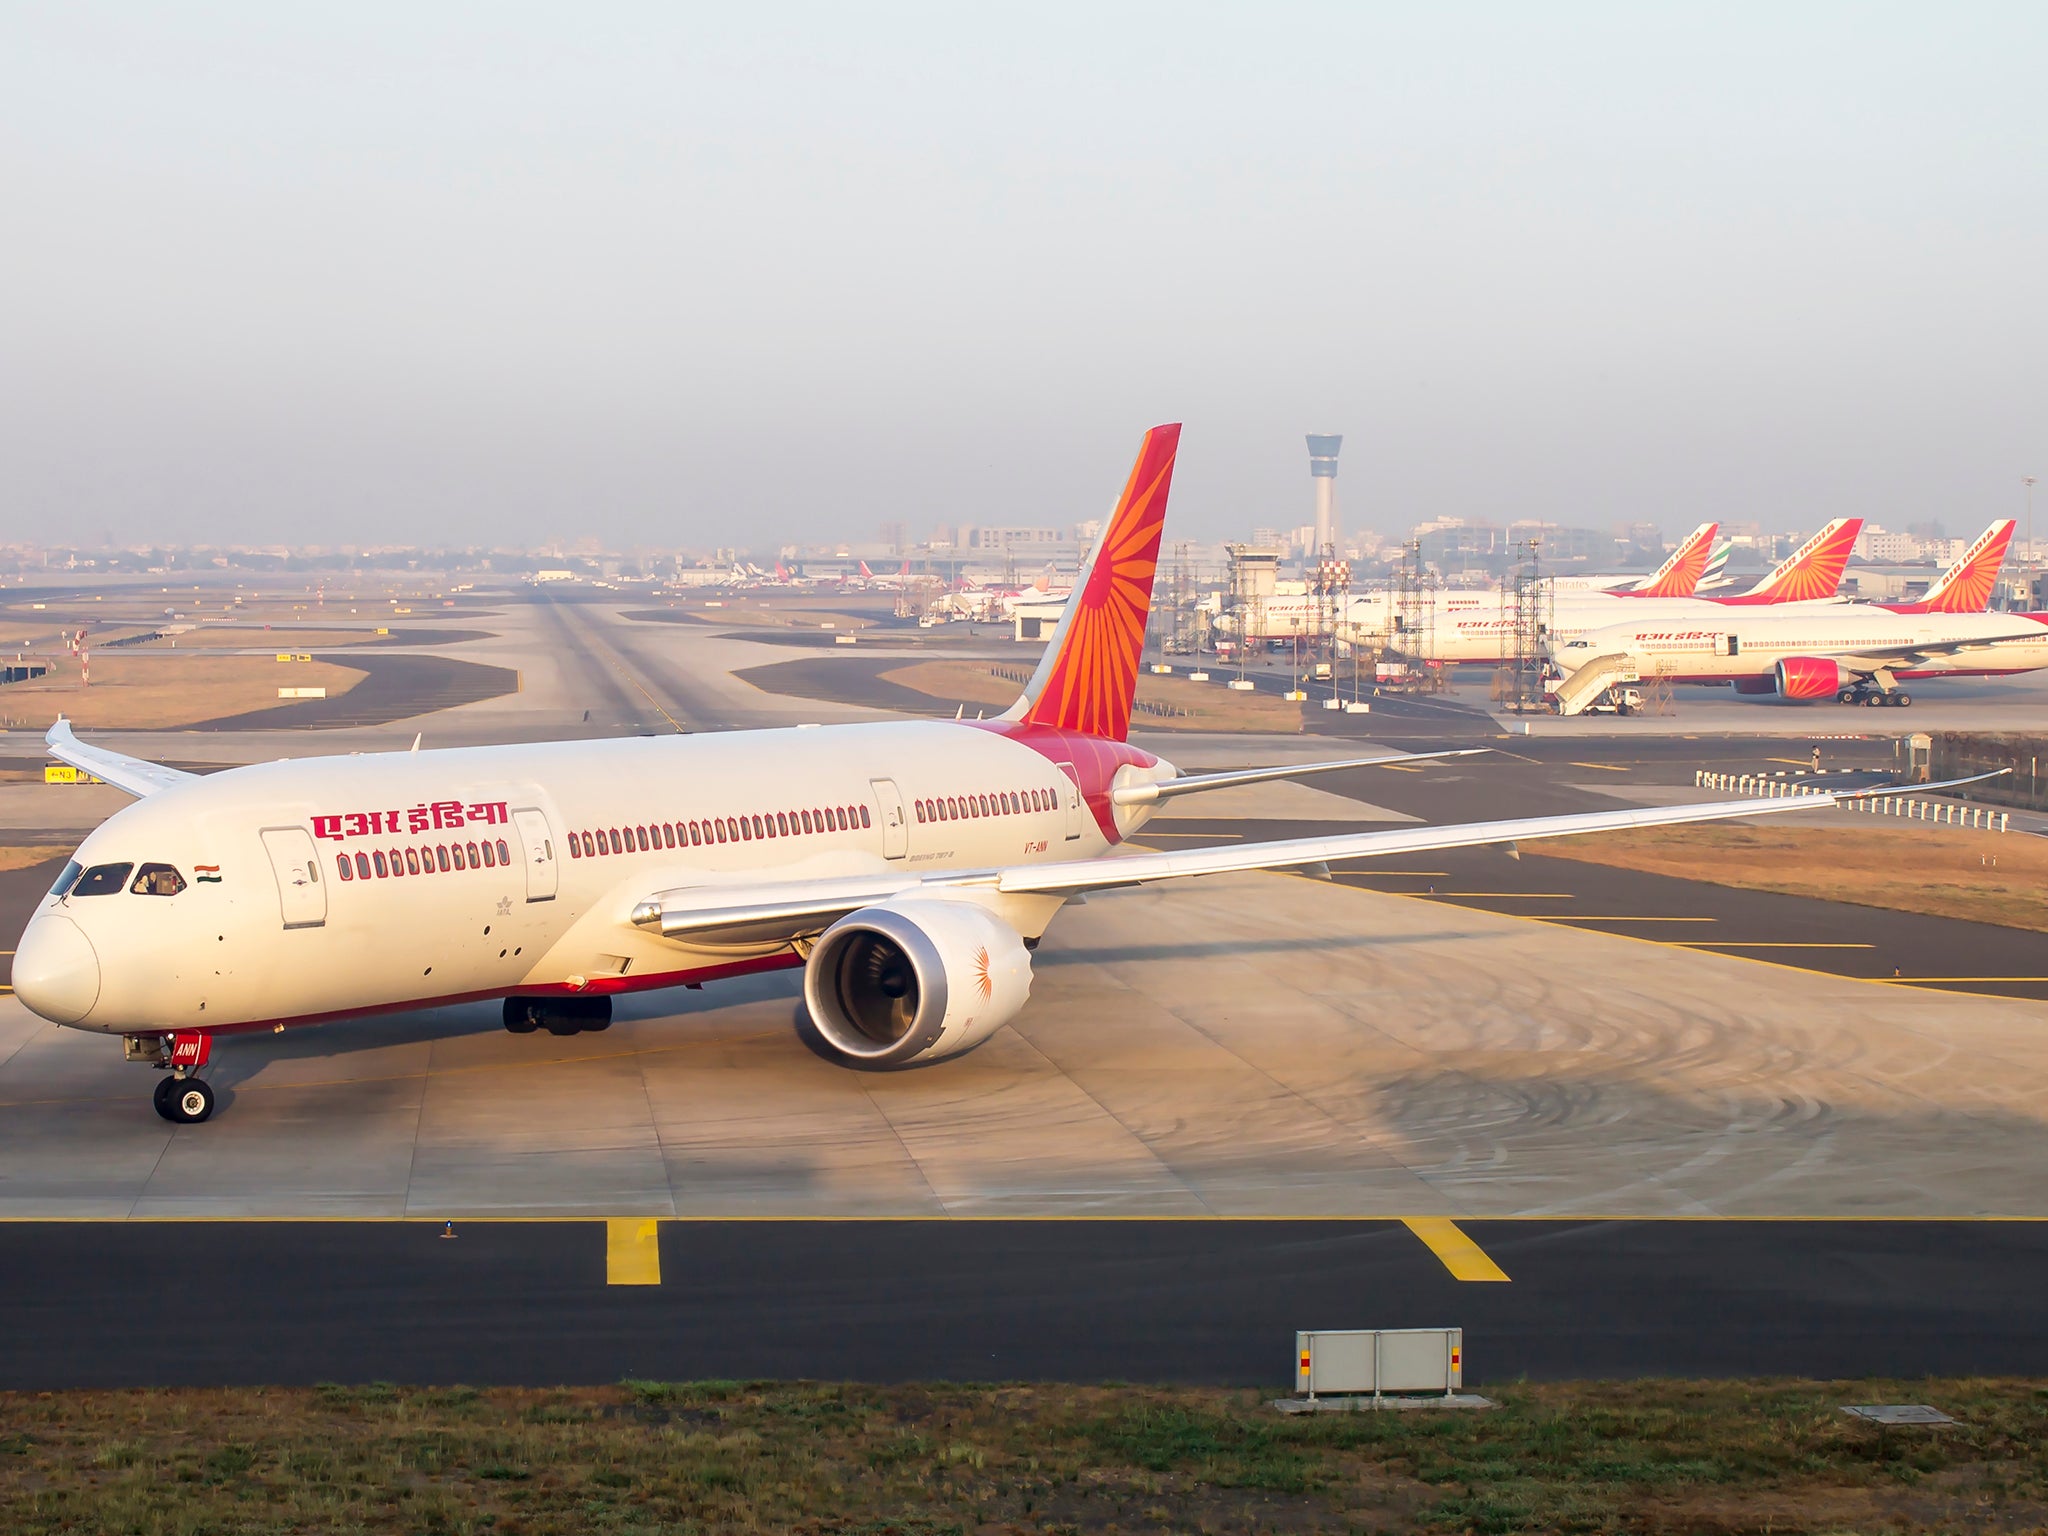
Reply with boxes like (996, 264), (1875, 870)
(803, 900), (1033, 1067)
(1774, 656), (1848, 700)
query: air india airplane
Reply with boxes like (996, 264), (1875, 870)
(10, 426), (1961, 1123)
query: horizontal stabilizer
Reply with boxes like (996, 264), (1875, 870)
(1108, 748), (1485, 806)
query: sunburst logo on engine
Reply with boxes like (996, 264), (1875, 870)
(971, 945), (993, 1001)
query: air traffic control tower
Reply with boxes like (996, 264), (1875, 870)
(1307, 434), (1342, 551)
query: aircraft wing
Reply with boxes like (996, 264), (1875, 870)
(631, 775), (1998, 946)
(44, 718), (197, 799)
(1835, 630), (2046, 673)
(1107, 748), (1486, 806)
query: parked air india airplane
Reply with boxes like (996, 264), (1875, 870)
(10, 426), (1961, 1124)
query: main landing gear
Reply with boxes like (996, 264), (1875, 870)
(503, 996), (612, 1036)
(126, 1032), (216, 1123)
(1837, 686), (1911, 708)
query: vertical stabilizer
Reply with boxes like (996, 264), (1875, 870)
(1623, 522), (1718, 597)
(1909, 521), (2015, 614)
(1002, 424), (1181, 741)
(1729, 518), (1863, 604)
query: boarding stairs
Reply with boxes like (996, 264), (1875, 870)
(1550, 652), (1640, 716)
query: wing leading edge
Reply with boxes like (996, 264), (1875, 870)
(45, 719), (197, 799)
(631, 773), (2003, 945)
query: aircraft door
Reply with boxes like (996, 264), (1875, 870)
(259, 827), (326, 930)
(511, 808), (557, 902)
(1056, 762), (1083, 840)
(870, 778), (908, 860)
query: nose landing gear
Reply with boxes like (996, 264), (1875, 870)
(127, 1031), (217, 1123)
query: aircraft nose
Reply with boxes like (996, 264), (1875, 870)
(12, 915), (101, 1025)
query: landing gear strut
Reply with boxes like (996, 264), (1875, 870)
(502, 996), (612, 1036)
(1840, 686), (1912, 708)
(129, 1032), (217, 1123)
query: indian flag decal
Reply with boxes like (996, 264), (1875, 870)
(194, 865), (222, 884)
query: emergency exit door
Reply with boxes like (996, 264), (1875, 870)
(511, 808), (557, 901)
(259, 827), (326, 930)
(871, 778), (908, 860)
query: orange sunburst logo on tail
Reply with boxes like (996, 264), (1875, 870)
(1918, 520), (2014, 614)
(1629, 522), (1718, 597)
(1014, 424), (1179, 743)
(1728, 518), (1862, 604)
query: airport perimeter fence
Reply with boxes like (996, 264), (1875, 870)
(987, 666), (1191, 719)
(1693, 769), (2009, 832)
(1923, 733), (2048, 812)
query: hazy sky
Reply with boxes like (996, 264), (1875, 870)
(4, 4), (2045, 549)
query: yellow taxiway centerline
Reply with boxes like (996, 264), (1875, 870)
(1402, 1217), (1510, 1282)
(606, 1218), (662, 1285)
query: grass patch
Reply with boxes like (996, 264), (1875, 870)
(0, 651), (365, 729)
(1534, 820), (2048, 932)
(0, 1378), (2043, 1532)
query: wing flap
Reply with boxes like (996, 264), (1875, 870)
(44, 718), (197, 799)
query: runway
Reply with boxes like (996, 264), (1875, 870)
(1, 1216), (2043, 1389)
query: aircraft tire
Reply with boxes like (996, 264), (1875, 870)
(169, 1079), (215, 1124)
(502, 998), (540, 1034)
(152, 1075), (179, 1121)
(1864, 693), (1883, 706)
(1895, 692), (1912, 707)
(544, 1015), (581, 1036)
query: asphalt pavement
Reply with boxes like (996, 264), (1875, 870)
(0, 1216), (2040, 1389)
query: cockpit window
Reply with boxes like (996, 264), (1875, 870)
(49, 860), (83, 898)
(72, 862), (134, 897)
(130, 863), (186, 897)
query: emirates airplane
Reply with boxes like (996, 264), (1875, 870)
(11, 426), (1951, 1124)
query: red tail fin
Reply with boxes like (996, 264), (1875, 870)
(1623, 522), (1718, 598)
(1913, 520), (2014, 614)
(1726, 518), (1863, 604)
(1006, 424), (1179, 741)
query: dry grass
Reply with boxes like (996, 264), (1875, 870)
(0, 653), (364, 729)
(1, 1379), (2043, 1533)
(1535, 820), (2048, 932)
(882, 660), (1305, 733)
(0, 844), (70, 872)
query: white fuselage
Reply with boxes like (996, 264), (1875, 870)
(25, 720), (1163, 1037)
(1226, 588), (1850, 662)
(1557, 609), (2048, 684)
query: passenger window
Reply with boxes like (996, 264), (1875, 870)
(73, 862), (134, 896)
(337, 854), (353, 882)
(497, 838), (510, 864)
(49, 860), (83, 897)
(859, 805), (870, 828)
(129, 868), (187, 901)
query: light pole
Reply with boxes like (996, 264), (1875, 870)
(2027, 476), (2039, 606)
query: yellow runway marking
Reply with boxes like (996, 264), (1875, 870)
(1338, 869), (1450, 876)
(1683, 941), (1876, 950)
(1428, 892), (1575, 899)
(1534, 914), (1716, 922)
(1568, 761), (1629, 772)
(1402, 1217), (1510, 1282)
(606, 1218), (662, 1285)
(1379, 763), (1424, 772)
(1883, 976), (2048, 984)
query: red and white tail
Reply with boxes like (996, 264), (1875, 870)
(1002, 424), (1180, 742)
(1729, 518), (1863, 604)
(1622, 522), (1718, 598)
(859, 560), (874, 579)
(1912, 521), (2014, 614)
